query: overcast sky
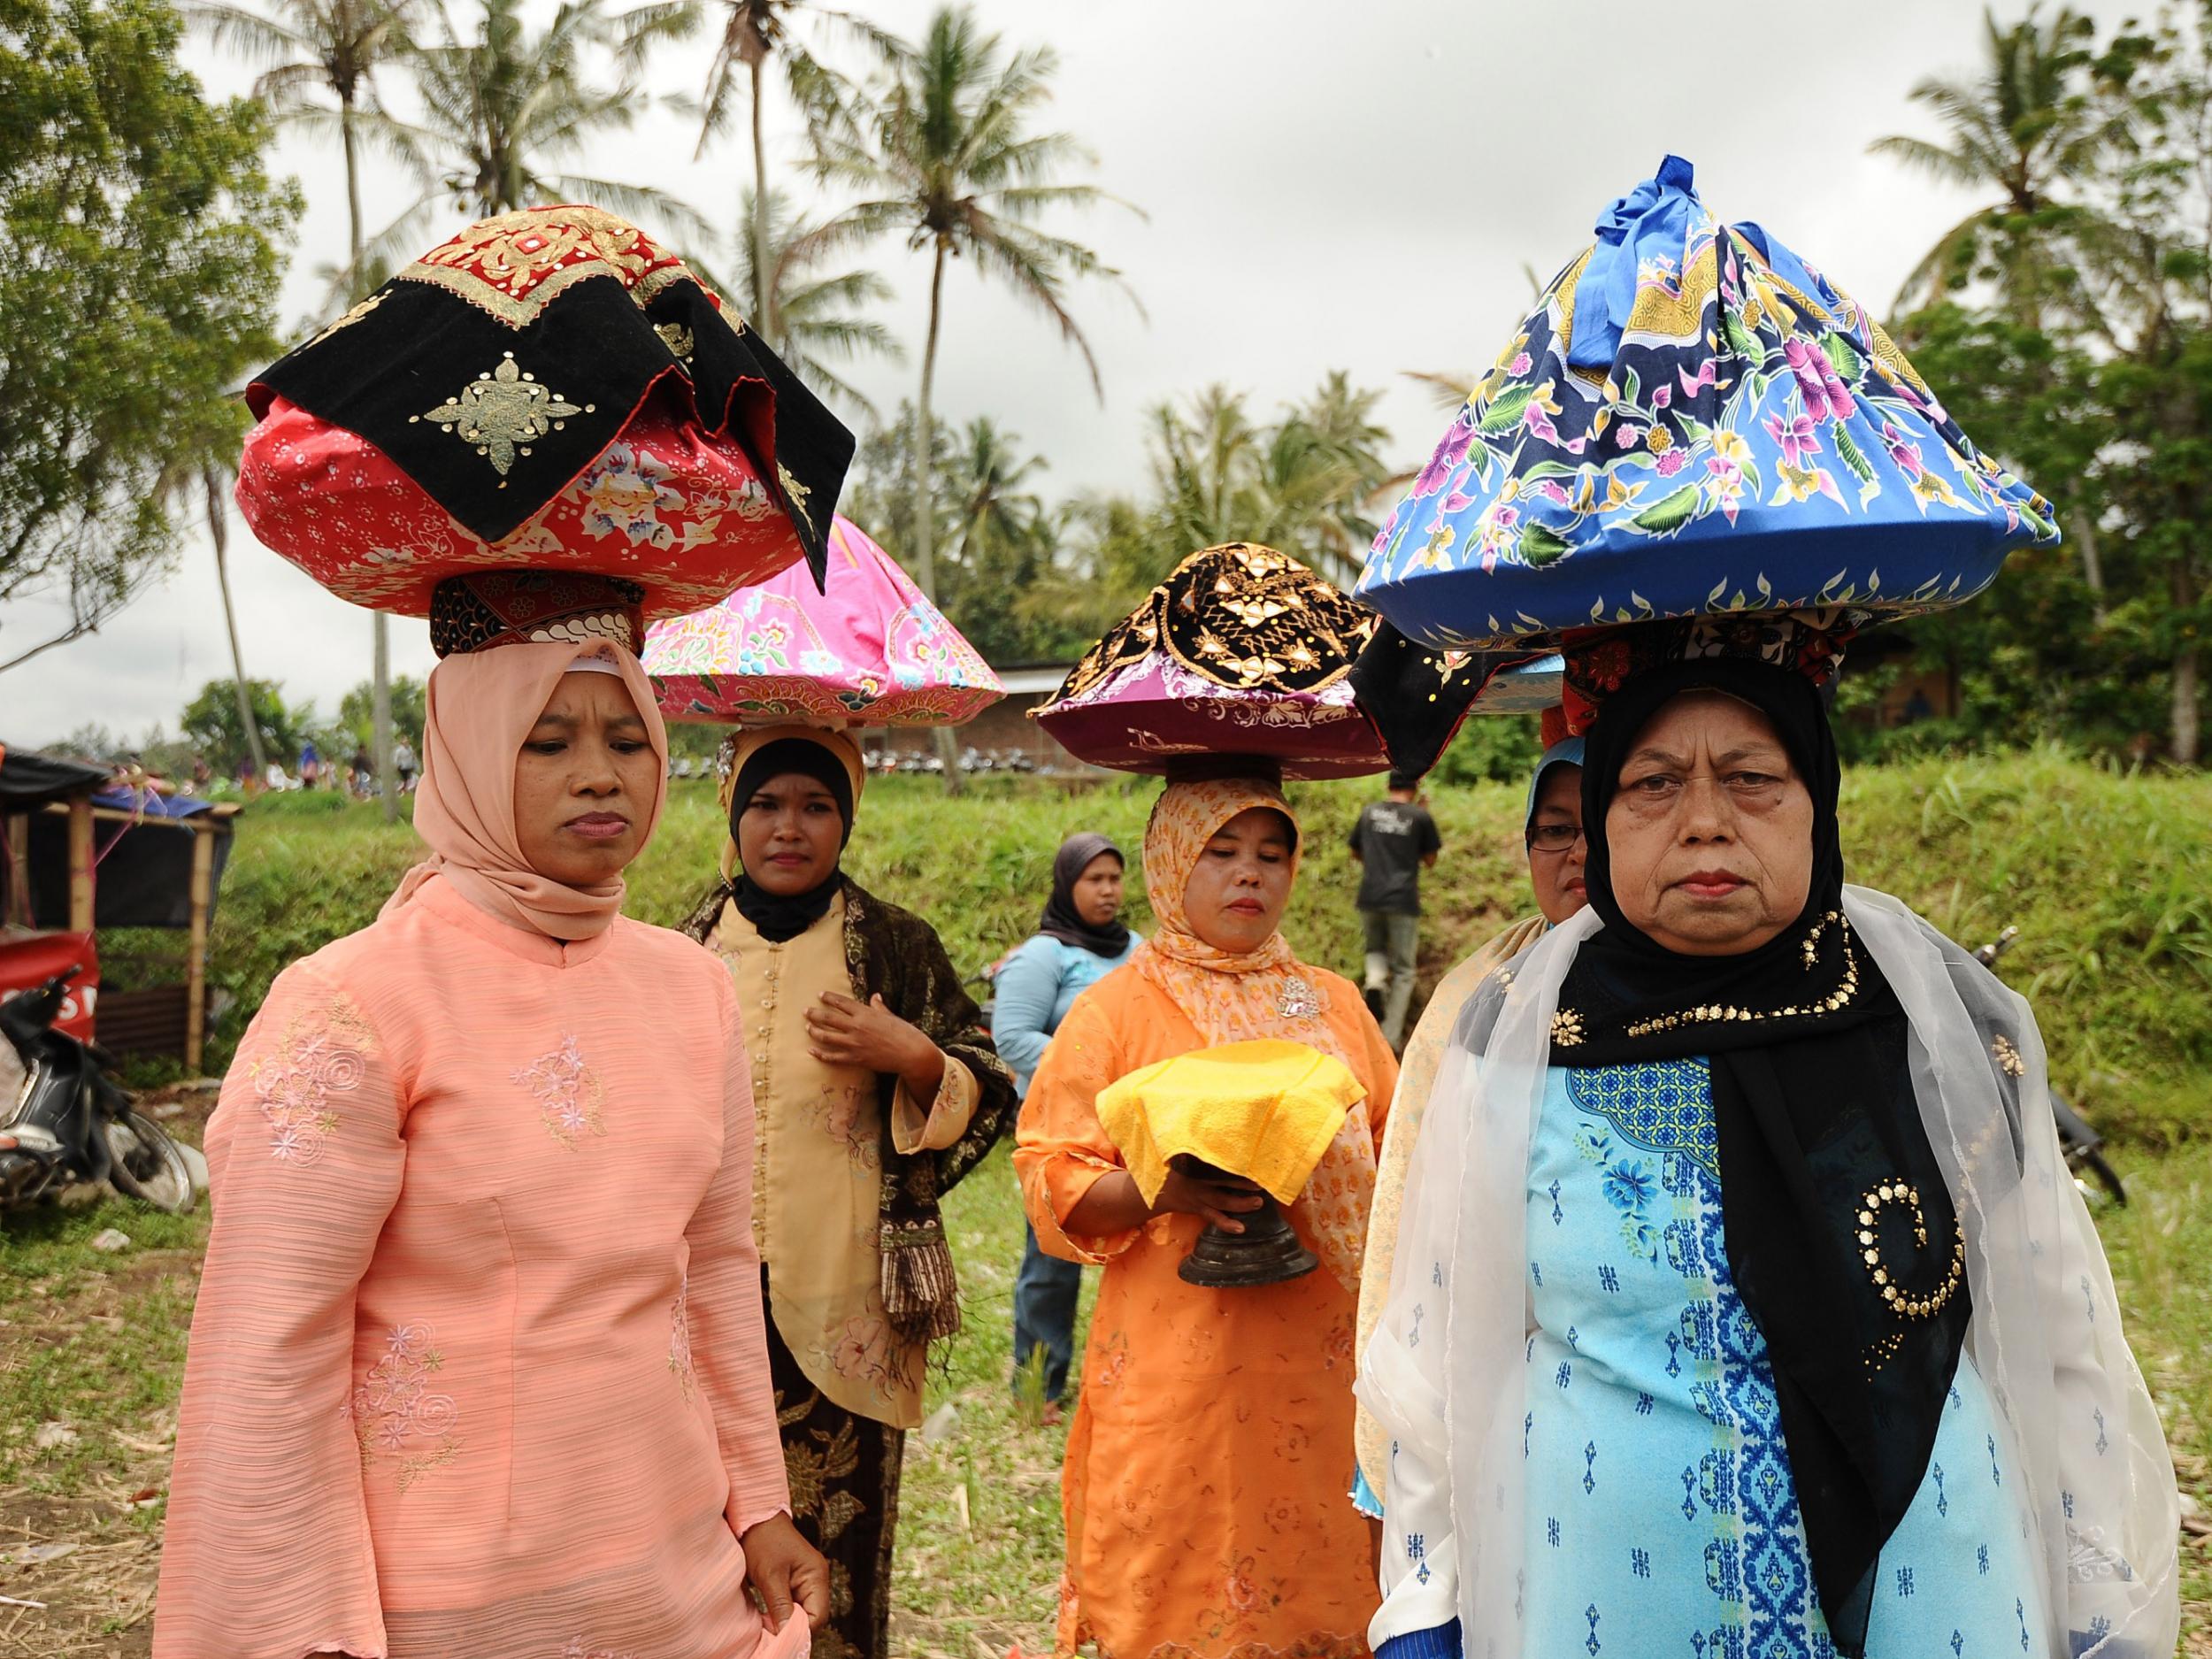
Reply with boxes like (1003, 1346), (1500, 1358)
(5, 0), (2044, 747)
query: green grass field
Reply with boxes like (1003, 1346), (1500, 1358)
(11, 754), (2211, 1655)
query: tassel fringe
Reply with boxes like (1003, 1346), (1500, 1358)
(882, 1235), (962, 1345)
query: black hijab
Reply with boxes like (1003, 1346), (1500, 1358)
(1556, 657), (1968, 1659)
(1036, 832), (1131, 957)
(730, 736), (856, 945)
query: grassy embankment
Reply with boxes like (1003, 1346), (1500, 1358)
(5, 752), (2208, 1655)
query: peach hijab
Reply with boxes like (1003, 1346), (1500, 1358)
(382, 641), (669, 941)
(1127, 776), (1378, 1289)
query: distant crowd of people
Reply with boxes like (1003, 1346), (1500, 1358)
(227, 737), (419, 797)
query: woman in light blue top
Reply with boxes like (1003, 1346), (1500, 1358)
(992, 832), (1139, 1414)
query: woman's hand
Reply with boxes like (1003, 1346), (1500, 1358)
(1061, 1161), (1267, 1238)
(807, 991), (945, 1101)
(740, 1513), (829, 1631)
(1148, 1159), (1268, 1233)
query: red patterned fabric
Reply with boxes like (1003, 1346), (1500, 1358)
(236, 391), (808, 619)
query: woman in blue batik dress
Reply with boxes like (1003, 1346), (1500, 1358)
(1357, 633), (2178, 1659)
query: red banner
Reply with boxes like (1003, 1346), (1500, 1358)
(0, 932), (99, 1041)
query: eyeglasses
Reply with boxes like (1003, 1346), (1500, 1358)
(1524, 824), (1586, 854)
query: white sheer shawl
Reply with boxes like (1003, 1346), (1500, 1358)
(1356, 886), (2179, 1659)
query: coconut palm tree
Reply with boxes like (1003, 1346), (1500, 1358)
(201, 464), (270, 780)
(807, 8), (1130, 602)
(1873, 4), (2131, 612)
(350, 0), (707, 279)
(930, 416), (1055, 660)
(736, 187), (901, 419)
(1870, 4), (2118, 325)
(953, 416), (1046, 557)
(806, 4), (1133, 788)
(689, 1), (895, 342)
(187, 0), (428, 819)
(1148, 377), (1391, 588)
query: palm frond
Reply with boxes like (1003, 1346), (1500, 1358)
(552, 173), (715, 242)
(185, 1), (315, 64)
(279, 104), (438, 179)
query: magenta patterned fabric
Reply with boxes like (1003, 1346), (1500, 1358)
(642, 516), (1002, 727)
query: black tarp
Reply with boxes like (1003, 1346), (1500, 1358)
(0, 742), (106, 810)
(26, 789), (235, 930)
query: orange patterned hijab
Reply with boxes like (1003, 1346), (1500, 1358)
(1129, 777), (1377, 1290)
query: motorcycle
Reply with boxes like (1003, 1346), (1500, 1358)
(1972, 926), (2126, 1208)
(0, 967), (195, 1214)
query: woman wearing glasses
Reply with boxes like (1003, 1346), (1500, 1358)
(1352, 737), (1586, 1517)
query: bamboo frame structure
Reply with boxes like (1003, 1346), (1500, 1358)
(31, 799), (238, 1073)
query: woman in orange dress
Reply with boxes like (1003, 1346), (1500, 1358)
(1015, 775), (1397, 1659)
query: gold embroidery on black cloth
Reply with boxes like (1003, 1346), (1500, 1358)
(655, 321), (695, 364)
(304, 289), (386, 349)
(767, 1310), (902, 1659)
(414, 353), (588, 479)
(1050, 542), (1378, 703)
(777, 463), (815, 533)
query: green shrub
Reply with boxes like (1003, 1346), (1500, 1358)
(187, 755), (2212, 1145)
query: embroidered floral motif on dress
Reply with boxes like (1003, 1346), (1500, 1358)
(668, 1270), (695, 1402)
(249, 991), (375, 1167)
(824, 1312), (895, 1391)
(346, 1322), (461, 1493)
(559, 1638), (637, 1659)
(512, 1036), (608, 1148)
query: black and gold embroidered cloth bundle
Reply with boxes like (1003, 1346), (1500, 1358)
(1032, 542), (1389, 778)
(235, 204), (854, 626)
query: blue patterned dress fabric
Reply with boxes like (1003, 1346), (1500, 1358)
(1356, 155), (2059, 653)
(1510, 1056), (2046, 1658)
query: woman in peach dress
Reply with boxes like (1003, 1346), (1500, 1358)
(1015, 776), (1397, 1659)
(154, 578), (824, 1659)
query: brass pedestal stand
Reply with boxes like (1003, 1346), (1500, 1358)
(1174, 1159), (1318, 1288)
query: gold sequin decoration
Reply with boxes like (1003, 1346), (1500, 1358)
(1551, 1008), (1585, 1048)
(1624, 912), (1859, 1039)
(413, 353), (587, 480)
(1855, 1178), (1966, 1363)
(1991, 1033), (2024, 1078)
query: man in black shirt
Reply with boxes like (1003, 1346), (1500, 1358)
(1348, 772), (1442, 1048)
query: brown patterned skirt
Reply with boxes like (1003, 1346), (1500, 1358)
(763, 1280), (905, 1659)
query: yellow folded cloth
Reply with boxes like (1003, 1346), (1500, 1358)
(1096, 1040), (1365, 1208)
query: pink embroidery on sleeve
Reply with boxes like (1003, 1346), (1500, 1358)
(250, 993), (375, 1167)
(511, 1035), (608, 1148)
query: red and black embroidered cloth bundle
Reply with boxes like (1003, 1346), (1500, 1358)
(237, 204), (855, 638)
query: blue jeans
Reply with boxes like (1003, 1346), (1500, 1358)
(1012, 1220), (1080, 1403)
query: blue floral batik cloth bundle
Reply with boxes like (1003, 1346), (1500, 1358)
(1356, 155), (2057, 654)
